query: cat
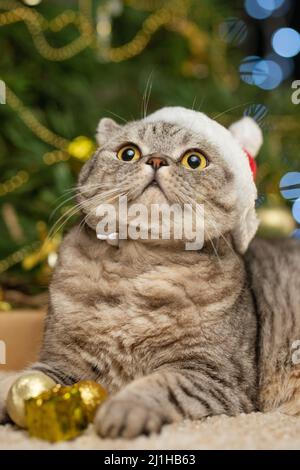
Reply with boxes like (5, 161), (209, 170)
(0, 106), (299, 439)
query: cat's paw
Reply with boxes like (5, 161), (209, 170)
(94, 394), (167, 439)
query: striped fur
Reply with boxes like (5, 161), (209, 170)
(0, 117), (299, 438)
(246, 238), (300, 415)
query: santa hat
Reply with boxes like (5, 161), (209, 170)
(143, 107), (263, 253)
(229, 116), (262, 180)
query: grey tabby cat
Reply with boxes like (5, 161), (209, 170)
(0, 107), (299, 439)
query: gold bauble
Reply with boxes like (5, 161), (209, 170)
(6, 372), (56, 428)
(67, 136), (95, 162)
(76, 381), (108, 421)
(25, 380), (108, 442)
(257, 206), (296, 238)
(26, 384), (86, 442)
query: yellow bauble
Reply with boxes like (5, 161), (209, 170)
(25, 381), (108, 442)
(6, 372), (56, 428)
(76, 381), (108, 421)
(257, 206), (296, 238)
(67, 136), (95, 162)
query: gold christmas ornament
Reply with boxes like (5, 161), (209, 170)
(26, 384), (87, 442)
(76, 380), (108, 422)
(25, 381), (108, 442)
(22, 221), (61, 271)
(6, 372), (56, 428)
(67, 136), (96, 162)
(257, 206), (296, 238)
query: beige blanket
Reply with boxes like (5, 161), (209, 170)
(0, 412), (300, 450)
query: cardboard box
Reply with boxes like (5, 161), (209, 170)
(0, 309), (46, 371)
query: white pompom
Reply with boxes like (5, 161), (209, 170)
(229, 117), (263, 157)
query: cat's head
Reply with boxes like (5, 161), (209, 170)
(77, 106), (263, 253)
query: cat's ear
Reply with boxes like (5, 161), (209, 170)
(96, 118), (121, 145)
(229, 117), (263, 254)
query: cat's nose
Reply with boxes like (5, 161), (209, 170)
(146, 154), (169, 170)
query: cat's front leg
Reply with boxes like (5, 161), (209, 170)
(95, 367), (253, 439)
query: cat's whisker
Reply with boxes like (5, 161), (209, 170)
(145, 80), (153, 119)
(47, 188), (121, 242)
(206, 229), (224, 271)
(180, 190), (226, 223)
(47, 203), (84, 241)
(83, 188), (130, 210)
(77, 183), (126, 201)
(103, 109), (128, 124)
(48, 190), (116, 243)
(141, 71), (154, 119)
(201, 199), (240, 262)
(192, 95), (197, 111)
(52, 182), (118, 205)
(212, 102), (252, 121)
(75, 190), (129, 238)
(171, 190), (237, 264)
(196, 95), (206, 113)
(49, 193), (82, 221)
(80, 186), (130, 214)
(61, 181), (106, 195)
(48, 183), (124, 222)
(49, 201), (85, 235)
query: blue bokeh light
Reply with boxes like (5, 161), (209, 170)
(257, 0), (284, 10)
(280, 172), (300, 201)
(252, 59), (270, 86)
(244, 104), (268, 126)
(272, 28), (300, 58)
(254, 60), (283, 89)
(239, 56), (262, 85)
(266, 52), (294, 79)
(244, 0), (272, 19)
(219, 17), (248, 45)
(292, 198), (300, 224)
(272, 0), (291, 16)
(240, 57), (283, 89)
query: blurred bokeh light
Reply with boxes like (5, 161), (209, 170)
(239, 56), (283, 89)
(245, 0), (272, 19)
(272, 28), (300, 58)
(280, 172), (300, 201)
(239, 56), (263, 85)
(219, 17), (248, 45)
(257, 0), (285, 10)
(266, 53), (294, 79)
(292, 199), (300, 224)
(244, 104), (268, 126)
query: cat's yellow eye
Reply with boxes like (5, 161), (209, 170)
(117, 144), (141, 162)
(181, 150), (208, 171)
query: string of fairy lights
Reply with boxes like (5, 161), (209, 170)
(0, 0), (205, 276)
(0, 0), (192, 62)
